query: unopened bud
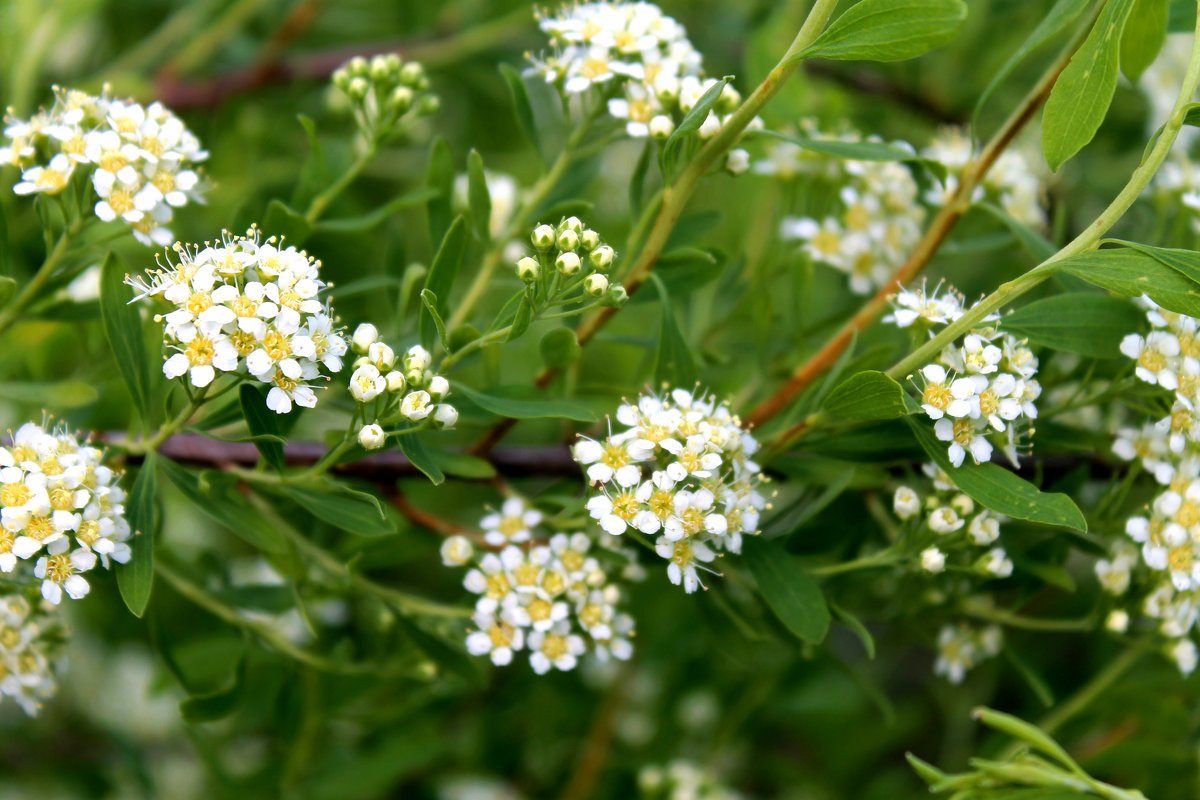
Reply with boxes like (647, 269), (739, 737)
(351, 323), (378, 353)
(556, 251), (582, 275)
(517, 256), (539, 282)
(531, 224), (556, 250)
(399, 62), (426, 86)
(358, 423), (386, 451)
(556, 228), (579, 252)
(386, 370), (406, 393)
(649, 115), (674, 140)
(585, 273), (609, 296)
(390, 86), (414, 113)
(368, 341), (396, 370)
(589, 245), (615, 271)
(579, 229), (600, 251)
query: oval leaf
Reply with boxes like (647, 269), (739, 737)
(744, 538), (831, 645)
(798, 0), (968, 63)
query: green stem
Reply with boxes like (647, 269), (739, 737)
(809, 550), (902, 576)
(887, 10), (1200, 385)
(127, 385), (209, 455)
(304, 145), (378, 224)
(0, 217), (83, 337)
(962, 605), (1095, 632)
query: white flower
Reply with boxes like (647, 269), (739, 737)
(400, 390), (433, 421)
(433, 404), (459, 429)
(527, 623), (586, 674)
(893, 486), (921, 520)
(481, 498), (543, 547)
(34, 548), (96, 604)
(980, 547), (1013, 578)
(351, 322), (378, 353)
(927, 506), (963, 534)
(465, 613), (523, 666)
(440, 535), (474, 567)
(350, 364), (386, 402)
(357, 424), (386, 451)
(1171, 638), (1198, 675)
(920, 547), (946, 573)
(1122, 331), (1181, 390)
(1105, 609), (1130, 633)
(935, 417), (993, 467)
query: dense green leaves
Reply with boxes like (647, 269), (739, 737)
(420, 216), (467, 349)
(466, 149), (492, 241)
(1042, 0), (1137, 170)
(908, 420), (1087, 531)
(822, 370), (916, 421)
(280, 482), (393, 537)
(1120, 0), (1168, 81)
(159, 458), (288, 553)
(1002, 292), (1145, 357)
(454, 382), (596, 422)
(744, 538), (830, 645)
(1050, 246), (1200, 316)
(797, 0), (968, 63)
(117, 452), (158, 618)
(100, 251), (151, 422)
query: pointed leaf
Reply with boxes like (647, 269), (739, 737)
(744, 537), (830, 644)
(1120, 0), (1168, 82)
(395, 432), (445, 485)
(822, 370), (917, 421)
(649, 274), (698, 386)
(117, 452), (158, 617)
(466, 149), (492, 241)
(100, 252), (151, 421)
(796, 0), (968, 63)
(280, 482), (394, 537)
(1001, 292), (1145, 357)
(421, 216), (467, 349)
(454, 382), (596, 422)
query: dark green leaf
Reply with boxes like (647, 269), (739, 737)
(117, 451), (158, 618)
(454, 382), (597, 422)
(1050, 246), (1200, 316)
(425, 136), (455, 246)
(0, 276), (14, 307)
(0, 207), (9, 276)
(539, 327), (581, 369)
(426, 449), (497, 479)
(744, 538), (831, 645)
(280, 482), (394, 537)
(665, 77), (729, 157)
(263, 198), (312, 246)
(395, 432), (445, 485)
(180, 650), (246, 723)
(100, 252), (151, 422)
(797, 0), (968, 63)
(752, 129), (947, 181)
(1121, 0), (1168, 81)
(822, 370), (917, 421)
(649, 274), (698, 386)
(831, 601), (876, 659)
(421, 289), (450, 351)
(1001, 292), (1144, 357)
(466, 149), (492, 241)
(1041, 0), (1137, 170)
(291, 114), (328, 209)
(421, 216), (467, 349)
(160, 458), (288, 553)
(500, 64), (543, 162)
(506, 293), (534, 342)
(238, 384), (289, 471)
(907, 419), (1087, 531)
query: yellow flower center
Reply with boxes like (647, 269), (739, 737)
(0, 483), (31, 507)
(186, 335), (216, 366)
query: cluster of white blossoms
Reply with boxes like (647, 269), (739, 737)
(891, 283), (1041, 467)
(779, 129), (926, 294)
(1102, 299), (1200, 673)
(519, 216), (626, 306)
(331, 54), (439, 143)
(638, 760), (744, 800)
(0, 594), (66, 716)
(922, 127), (1046, 228)
(530, 2), (753, 173)
(893, 464), (1014, 581)
(348, 329), (458, 450)
(573, 388), (766, 593)
(129, 227), (346, 414)
(0, 422), (131, 605)
(1, 85), (206, 246)
(440, 511), (635, 675)
(933, 622), (1002, 684)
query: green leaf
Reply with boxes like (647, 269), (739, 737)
(664, 77), (729, 163)
(1003, 647), (1056, 707)
(907, 419), (1087, 531)
(976, 202), (1057, 262)
(420, 216), (467, 350)
(1001, 292), (1145, 357)
(822, 370), (916, 421)
(238, 384), (289, 471)
(160, 458), (288, 553)
(426, 449), (497, 480)
(1041, 0), (1137, 170)
(629, 140), (654, 218)
(180, 650), (246, 723)
(117, 451), (158, 618)
(454, 382), (597, 422)
(506, 293), (534, 342)
(314, 187), (437, 234)
(797, 0), (968, 63)
(395, 432), (445, 485)
(0, 207), (10, 276)
(263, 198), (313, 246)
(100, 252), (151, 422)
(539, 327), (581, 369)
(743, 538), (830, 645)
(649, 274), (698, 386)
(425, 136), (455, 247)
(291, 114), (328, 210)
(1111, 239), (1200, 283)
(972, 0), (1092, 128)
(466, 149), (492, 242)
(1050, 246), (1200, 316)
(0, 276), (14, 307)
(500, 64), (543, 162)
(831, 600), (876, 659)
(1120, 0), (1168, 81)
(420, 289), (450, 351)
(280, 482), (394, 537)
(0, 380), (98, 408)
(752, 129), (948, 181)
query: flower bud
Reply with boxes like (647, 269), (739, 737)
(516, 256), (540, 282)
(332, 68), (352, 91)
(649, 115), (674, 140)
(440, 535), (474, 566)
(1106, 609), (1129, 633)
(383, 53), (402, 74)
(556, 251), (582, 275)
(370, 55), (391, 80)
(920, 547), (945, 573)
(585, 273), (609, 297)
(346, 56), (369, 76)
(347, 77), (369, 101)
(404, 344), (432, 371)
(579, 229), (600, 251)
(725, 148), (749, 176)
(418, 95), (440, 115)
(561, 216), (583, 232)
(386, 370), (406, 393)
(589, 244), (615, 271)
(390, 86), (414, 113)
(428, 375), (449, 401)
(405, 367), (426, 386)
(358, 423), (386, 451)
(368, 341), (396, 370)
(433, 403), (459, 429)
(698, 111), (721, 140)
(603, 285), (628, 307)
(556, 228), (579, 251)
(718, 84), (742, 113)
(399, 61), (426, 86)
(654, 74), (680, 102)
(531, 224), (556, 250)
(351, 323), (378, 353)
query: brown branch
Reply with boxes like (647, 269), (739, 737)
(390, 491), (475, 539)
(802, 62), (962, 125)
(744, 32), (1079, 436)
(102, 432), (579, 478)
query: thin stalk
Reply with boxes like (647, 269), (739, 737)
(0, 217), (83, 337)
(304, 144), (377, 223)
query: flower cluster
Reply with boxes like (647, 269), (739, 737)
(519, 216), (627, 308)
(0, 594), (66, 716)
(923, 127), (1046, 228)
(1, 85), (206, 245)
(893, 464), (1014, 581)
(893, 283), (1041, 467)
(348, 331), (458, 450)
(441, 509), (635, 674)
(933, 622), (1002, 684)
(574, 388), (766, 593)
(1103, 298), (1200, 674)
(638, 760), (744, 800)
(778, 129), (926, 294)
(331, 54), (439, 143)
(129, 227), (346, 413)
(530, 1), (752, 169)
(0, 422), (131, 605)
